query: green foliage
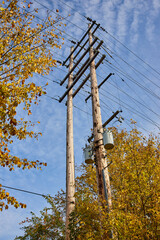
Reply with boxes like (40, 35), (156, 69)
(15, 195), (65, 240)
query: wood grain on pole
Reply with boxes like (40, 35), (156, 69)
(88, 24), (112, 210)
(72, 54), (106, 98)
(66, 46), (75, 240)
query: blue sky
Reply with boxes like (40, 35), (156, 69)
(0, 0), (160, 239)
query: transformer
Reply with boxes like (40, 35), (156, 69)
(83, 145), (94, 164)
(103, 130), (114, 150)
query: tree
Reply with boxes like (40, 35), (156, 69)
(69, 126), (160, 239)
(15, 195), (66, 240)
(108, 126), (160, 239)
(0, 0), (65, 210)
(16, 126), (160, 239)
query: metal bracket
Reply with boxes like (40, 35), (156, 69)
(104, 160), (112, 169)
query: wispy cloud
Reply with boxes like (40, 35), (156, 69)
(1, 0), (160, 239)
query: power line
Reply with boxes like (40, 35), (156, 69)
(99, 28), (160, 77)
(102, 43), (160, 89)
(53, 0), (88, 25)
(100, 53), (160, 109)
(7, 0), (159, 132)
(45, 93), (92, 116)
(100, 86), (160, 128)
(104, 76), (160, 119)
(33, 0), (86, 33)
(100, 89), (160, 129)
(123, 118), (151, 134)
(88, 54), (160, 120)
(90, 63), (160, 130)
(94, 46), (160, 102)
(18, 3), (75, 38)
(106, 40), (160, 82)
(98, 31), (160, 83)
(1, 185), (47, 197)
(91, 48), (160, 104)
(21, 0), (160, 116)
(31, 0), (160, 81)
(103, 59), (160, 101)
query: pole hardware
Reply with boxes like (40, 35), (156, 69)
(62, 21), (96, 67)
(94, 143), (105, 149)
(72, 24), (100, 64)
(104, 160), (112, 169)
(70, 40), (76, 44)
(72, 54), (106, 98)
(87, 110), (121, 143)
(72, 40), (103, 81)
(72, 56), (91, 81)
(85, 73), (114, 102)
(103, 110), (122, 128)
(59, 50), (100, 102)
(116, 116), (124, 123)
(60, 37), (98, 86)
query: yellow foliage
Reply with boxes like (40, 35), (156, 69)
(69, 127), (160, 239)
(15, 129), (160, 239)
(0, 0), (65, 210)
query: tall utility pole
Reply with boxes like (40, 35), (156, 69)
(59, 23), (115, 238)
(88, 24), (112, 209)
(66, 46), (75, 240)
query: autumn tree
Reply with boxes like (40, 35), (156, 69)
(0, 0), (65, 210)
(15, 195), (66, 240)
(69, 126), (160, 239)
(16, 126), (160, 239)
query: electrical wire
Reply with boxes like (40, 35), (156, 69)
(1, 185), (48, 197)
(98, 31), (160, 82)
(52, 0), (88, 25)
(100, 53), (160, 109)
(102, 29), (160, 77)
(101, 43), (160, 89)
(100, 86), (159, 127)
(73, 104), (92, 116)
(103, 76), (160, 119)
(86, 53), (160, 123)
(94, 47), (160, 103)
(3, 0), (159, 133)
(33, 0), (86, 33)
(46, 0), (159, 82)
(33, 0), (160, 82)
(103, 59), (160, 100)
(100, 89), (160, 129)
(123, 118), (151, 134)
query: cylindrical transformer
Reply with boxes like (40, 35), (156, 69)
(103, 130), (114, 150)
(83, 145), (94, 164)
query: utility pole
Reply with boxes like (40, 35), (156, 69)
(59, 24), (100, 239)
(59, 23), (115, 238)
(88, 24), (112, 209)
(66, 46), (75, 240)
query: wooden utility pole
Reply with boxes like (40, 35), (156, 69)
(66, 46), (75, 240)
(88, 24), (112, 209)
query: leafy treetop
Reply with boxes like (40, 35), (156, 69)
(0, 0), (65, 210)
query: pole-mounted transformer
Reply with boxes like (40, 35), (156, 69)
(83, 144), (94, 164)
(84, 130), (114, 164)
(103, 130), (114, 150)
